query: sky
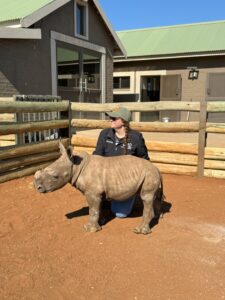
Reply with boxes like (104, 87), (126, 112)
(98, 0), (225, 31)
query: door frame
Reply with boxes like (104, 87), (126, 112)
(135, 70), (167, 121)
(50, 30), (106, 103)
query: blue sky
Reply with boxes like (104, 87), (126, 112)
(98, 0), (225, 31)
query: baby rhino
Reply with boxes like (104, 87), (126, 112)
(34, 142), (164, 234)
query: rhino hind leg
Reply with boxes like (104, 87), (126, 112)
(84, 193), (102, 233)
(133, 191), (155, 235)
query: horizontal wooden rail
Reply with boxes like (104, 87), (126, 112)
(150, 152), (197, 166)
(71, 135), (198, 154)
(205, 147), (225, 160)
(206, 123), (225, 133)
(154, 163), (197, 176)
(75, 146), (198, 165)
(204, 159), (225, 170)
(71, 101), (225, 113)
(204, 169), (225, 179)
(72, 145), (198, 166)
(0, 97), (14, 102)
(0, 134), (15, 141)
(0, 140), (15, 147)
(0, 120), (69, 135)
(207, 102), (225, 112)
(71, 119), (200, 132)
(0, 113), (15, 121)
(0, 138), (69, 160)
(71, 101), (201, 112)
(0, 161), (54, 184)
(1, 99), (225, 113)
(0, 152), (59, 173)
(0, 100), (69, 113)
(71, 135), (225, 156)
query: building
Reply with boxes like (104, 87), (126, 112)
(113, 21), (225, 122)
(0, 0), (126, 119)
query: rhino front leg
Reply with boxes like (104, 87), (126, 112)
(84, 192), (102, 233)
(133, 193), (155, 235)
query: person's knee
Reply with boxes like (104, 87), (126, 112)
(115, 212), (128, 218)
(110, 197), (135, 218)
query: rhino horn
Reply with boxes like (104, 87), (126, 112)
(34, 170), (42, 179)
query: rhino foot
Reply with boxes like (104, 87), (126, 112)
(133, 226), (151, 235)
(84, 223), (102, 233)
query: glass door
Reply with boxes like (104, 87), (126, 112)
(56, 42), (101, 119)
(57, 43), (81, 118)
(82, 52), (101, 119)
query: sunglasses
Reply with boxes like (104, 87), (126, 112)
(109, 117), (119, 121)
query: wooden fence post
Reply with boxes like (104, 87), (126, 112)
(14, 96), (23, 145)
(197, 98), (207, 177)
(59, 100), (71, 144)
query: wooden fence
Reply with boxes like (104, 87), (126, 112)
(0, 97), (225, 183)
(70, 101), (225, 179)
(0, 98), (70, 183)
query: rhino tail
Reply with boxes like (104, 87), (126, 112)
(154, 173), (165, 218)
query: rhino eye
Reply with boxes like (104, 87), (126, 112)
(53, 174), (59, 179)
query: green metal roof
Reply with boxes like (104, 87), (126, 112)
(116, 20), (225, 58)
(0, 0), (54, 23)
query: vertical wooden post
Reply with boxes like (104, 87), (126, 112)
(197, 98), (207, 177)
(14, 95), (24, 145)
(59, 100), (71, 144)
(68, 100), (72, 145)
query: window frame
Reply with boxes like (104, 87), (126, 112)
(206, 72), (225, 101)
(113, 76), (130, 89)
(74, 0), (89, 40)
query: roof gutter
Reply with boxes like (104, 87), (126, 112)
(114, 51), (225, 62)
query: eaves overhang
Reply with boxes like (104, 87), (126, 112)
(0, 27), (41, 39)
(20, 0), (71, 27)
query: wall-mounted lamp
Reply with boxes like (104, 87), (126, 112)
(188, 67), (199, 80)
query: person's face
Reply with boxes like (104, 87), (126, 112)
(109, 117), (125, 129)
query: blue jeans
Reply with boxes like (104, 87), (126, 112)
(110, 197), (135, 218)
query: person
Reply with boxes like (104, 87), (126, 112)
(93, 106), (149, 218)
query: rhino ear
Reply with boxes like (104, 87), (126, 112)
(59, 141), (69, 157)
(67, 145), (74, 158)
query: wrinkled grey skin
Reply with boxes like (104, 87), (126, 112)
(34, 142), (164, 234)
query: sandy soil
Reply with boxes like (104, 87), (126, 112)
(0, 174), (225, 300)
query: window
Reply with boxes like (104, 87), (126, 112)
(75, 1), (88, 38)
(206, 73), (225, 122)
(207, 72), (225, 100)
(113, 76), (130, 89)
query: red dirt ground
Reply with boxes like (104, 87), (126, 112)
(0, 174), (225, 300)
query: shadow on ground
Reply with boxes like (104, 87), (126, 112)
(65, 198), (172, 228)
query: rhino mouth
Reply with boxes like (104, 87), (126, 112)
(34, 180), (58, 193)
(33, 181), (48, 193)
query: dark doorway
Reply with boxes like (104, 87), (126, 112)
(141, 76), (160, 121)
